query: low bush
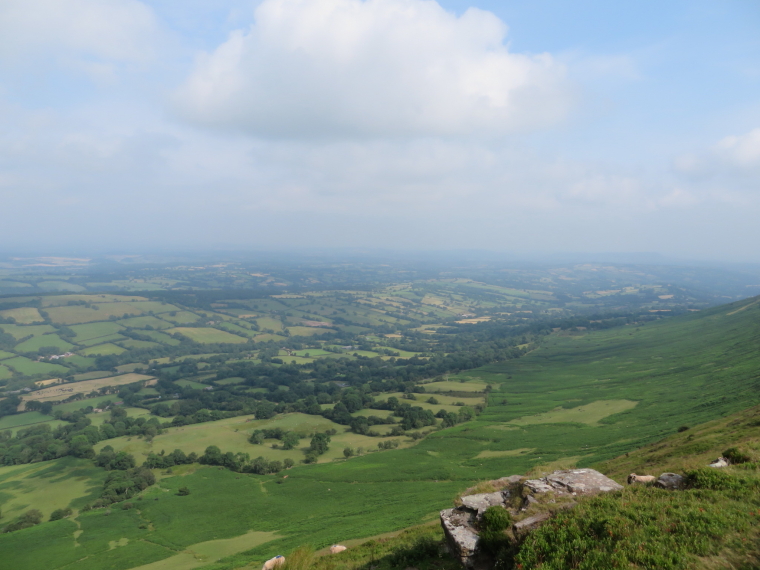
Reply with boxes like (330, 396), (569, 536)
(723, 447), (752, 465)
(479, 506), (512, 555)
(2, 510), (42, 533)
(49, 508), (72, 521)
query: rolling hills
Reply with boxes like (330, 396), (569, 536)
(0, 295), (758, 570)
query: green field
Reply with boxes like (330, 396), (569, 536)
(0, 307), (43, 324)
(44, 303), (143, 325)
(79, 343), (127, 356)
(174, 379), (209, 389)
(0, 324), (56, 340)
(255, 317), (284, 331)
(3, 356), (68, 376)
(141, 331), (181, 345)
(0, 411), (64, 431)
(161, 311), (201, 324)
(169, 327), (248, 344)
(78, 333), (127, 347)
(95, 412), (414, 464)
(0, 457), (106, 520)
(119, 339), (162, 350)
(70, 321), (125, 343)
(0, 365), (11, 380)
(14, 334), (75, 353)
(118, 316), (174, 329)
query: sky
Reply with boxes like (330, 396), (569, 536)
(1, 0), (759, 260)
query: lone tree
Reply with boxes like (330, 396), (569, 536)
(309, 432), (331, 456)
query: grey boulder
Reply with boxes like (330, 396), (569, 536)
(654, 473), (685, 490)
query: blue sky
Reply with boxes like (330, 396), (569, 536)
(1, 0), (759, 260)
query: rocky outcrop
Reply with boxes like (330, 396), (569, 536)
(525, 469), (623, 497)
(440, 507), (482, 569)
(460, 491), (510, 516)
(654, 473), (685, 490)
(440, 469), (623, 569)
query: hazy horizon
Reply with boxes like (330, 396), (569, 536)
(1, 0), (759, 260)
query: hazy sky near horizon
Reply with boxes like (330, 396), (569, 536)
(1, 0), (759, 260)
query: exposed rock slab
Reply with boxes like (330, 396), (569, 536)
(460, 491), (509, 516)
(526, 469), (622, 497)
(440, 508), (481, 568)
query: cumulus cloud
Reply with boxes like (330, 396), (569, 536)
(0, 0), (159, 71)
(174, 0), (569, 137)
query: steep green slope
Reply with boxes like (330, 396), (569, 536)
(0, 296), (759, 570)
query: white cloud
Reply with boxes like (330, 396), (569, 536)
(715, 128), (760, 168)
(0, 0), (160, 69)
(173, 0), (569, 137)
(674, 127), (760, 194)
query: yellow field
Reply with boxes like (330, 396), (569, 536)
(21, 373), (153, 405)
(0, 307), (43, 324)
(34, 378), (63, 387)
(507, 399), (639, 427)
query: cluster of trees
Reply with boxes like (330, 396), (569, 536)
(198, 445), (294, 474)
(96, 467), (155, 507)
(94, 446), (137, 470)
(2, 509), (42, 533)
(0, 407), (162, 466)
(249, 428), (301, 450)
(143, 448), (197, 469)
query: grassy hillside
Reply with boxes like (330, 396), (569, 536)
(596, 401), (760, 479)
(0, 296), (758, 570)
